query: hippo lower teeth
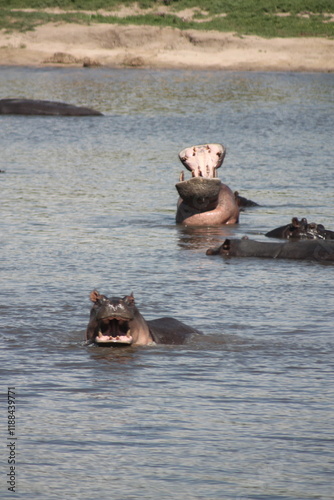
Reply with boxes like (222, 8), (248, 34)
(86, 290), (201, 346)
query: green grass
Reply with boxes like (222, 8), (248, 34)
(0, 0), (333, 37)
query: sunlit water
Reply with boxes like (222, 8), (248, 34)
(1, 67), (333, 500)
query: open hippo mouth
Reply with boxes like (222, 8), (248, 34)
(96, 316), (133, 345)
(87, 291), (137, 346)
(176, 143), (225, 209)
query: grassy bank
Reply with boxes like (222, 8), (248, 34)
(0, 0), (333, 37)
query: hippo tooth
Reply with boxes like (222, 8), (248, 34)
(126, 329), (131, 337)
(98, 331), (103, 338)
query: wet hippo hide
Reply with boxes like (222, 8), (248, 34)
(206, 237), (334, 262)
(146, 317), (201, 345)
(85, 290), (201, 347)
(234, 191), (259, 208)
(0, 98), (103, 116)
(175, 143), (240, 226)
(266, 217), (334, 240)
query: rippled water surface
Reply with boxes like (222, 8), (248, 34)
(1, 67), (334, 499)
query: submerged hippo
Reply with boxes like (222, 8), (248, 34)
(234, 191), (259, 208)
(206, 237), (334, 262)
(265, 217), (334, 240)
(0, 98), (103, 116)
(175, 143), (240, 226)
(85, 290), (201, 347)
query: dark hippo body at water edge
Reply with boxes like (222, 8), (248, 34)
(0, 98), (103, 116)
(1, 67), (333, 500)
(266, 216), (334, 240)
(86, 290), (201, 346)
(207, 237), (334, 262)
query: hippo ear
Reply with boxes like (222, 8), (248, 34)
(89, 290), (102, 303)
(123, 293), (135, 305)
(222, 239), (231, 250)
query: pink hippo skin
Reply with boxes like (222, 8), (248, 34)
(175, 143), (239, 226)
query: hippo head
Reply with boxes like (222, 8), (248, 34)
(285, 218), (319, 239)
(86, 290), (136, 346)
(266, 217), (330, 240)
(291, 218), (327, 240)
(175, 143), (225, 210)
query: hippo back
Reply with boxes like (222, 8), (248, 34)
(147, 317), (201, 345)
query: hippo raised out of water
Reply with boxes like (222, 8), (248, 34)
(206, 237), (334, 262)
(265, 217), (334, 240)
(175, 143), (257, 226)
(0, 98), (103, 116)
(85, 290), (201, 347)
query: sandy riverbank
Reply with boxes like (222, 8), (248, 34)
(0, 22), (333, 72)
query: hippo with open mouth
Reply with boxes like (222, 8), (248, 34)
(85, 290), (201, 346)
(0, 98), (103, 116)
(175, 143), (256, 226)
(206, 236), (334, 262)
(265, 217), (334, 240)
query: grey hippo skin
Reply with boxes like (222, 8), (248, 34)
(0, 99), (103, 116)
(234, 191), (259, 208)
(175, 143), (239, 226)
(85, 290), (201, 347)
(206, 237), (334, 262)
(265, 217), (334, 240)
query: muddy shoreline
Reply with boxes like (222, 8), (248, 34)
(0, 22), (333, 72)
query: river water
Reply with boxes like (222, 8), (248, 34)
(1, 66), (333, 499)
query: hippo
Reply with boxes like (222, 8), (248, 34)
(175, 143), (240, 226)
(0, 98), (103, 116)
(265, 217), (334, 240)
(234, 191), (259, 208)
(85, 290), (201, 347)
(206, 236), (334, 262)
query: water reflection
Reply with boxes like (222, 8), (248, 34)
(176, 224), (237, 250)
(86, 344), (138, 365)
